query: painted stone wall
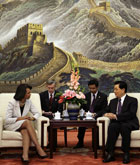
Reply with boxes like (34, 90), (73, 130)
(0, 0), (140, 95)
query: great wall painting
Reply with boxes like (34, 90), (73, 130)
(0, 0), (140, 95)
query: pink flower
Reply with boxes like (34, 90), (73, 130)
(76, 94), (82, 99)
(71, 90), (77, 97)
(79, 92), (86, 99)
(57, 67), (86, 105)
(74, 85), (78, 90)
(63, 89), (77, 98)
(63, 89), (71, 97)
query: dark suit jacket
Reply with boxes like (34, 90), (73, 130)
(107, 95), (139, 130)
(82, 91), (107, 119)
(39, 90), (63, 113)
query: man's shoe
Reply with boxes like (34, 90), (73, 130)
(103, 154), (115, 163)
(123, 153), (130, 164)
(73, 142), (84, 149)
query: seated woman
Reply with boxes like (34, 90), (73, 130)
(4, 84), (48, 162)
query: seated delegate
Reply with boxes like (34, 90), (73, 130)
(74, 79), (108, 149)
(4, 84), (48, 163)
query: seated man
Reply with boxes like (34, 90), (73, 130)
(40, 80), (63, 148)
(74, 78), (107, 148)
(103, 81), (139, 164)
(40, 80), (63, 118)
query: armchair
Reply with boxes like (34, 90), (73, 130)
(0, 93), (49, 151)
(97, 93), (140, 151)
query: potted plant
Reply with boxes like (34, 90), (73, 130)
(57, 65), (86, 120)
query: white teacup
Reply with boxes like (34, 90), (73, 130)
(79, 109), (85, 117)
(54, 111), (61, 119)
(63, 110), (69, 117)
(86, 111), (92, 119)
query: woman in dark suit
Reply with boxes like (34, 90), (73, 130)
(4, 84), (48, 162)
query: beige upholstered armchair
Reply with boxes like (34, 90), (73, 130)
(0, 93), (49, 150)
(97, 93), (140, 155)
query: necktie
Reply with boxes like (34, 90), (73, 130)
(90, 94), (95, 112)
(118, 99), (122, 114)
(49, 94), (53, 111)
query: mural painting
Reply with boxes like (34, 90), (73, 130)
(0, 0), (140, 95)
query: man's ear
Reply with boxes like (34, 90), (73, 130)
(122, 88), (125, 93)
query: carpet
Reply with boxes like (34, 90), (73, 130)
(0, 130), (140, 165)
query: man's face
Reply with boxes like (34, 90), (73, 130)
(114, 84), (125, 98)
(24, 88), (31, 100)
(47, 83), (55, 94)
(88, 84), (98, 94)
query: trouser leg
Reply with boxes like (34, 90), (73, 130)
(78, 127), (86, 144)
(105, 122), (120, 154)
(120, 123), (131, 153)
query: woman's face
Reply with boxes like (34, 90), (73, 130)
(24, 88), (31, 100)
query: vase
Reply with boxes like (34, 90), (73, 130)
(67, 103), (80, 120)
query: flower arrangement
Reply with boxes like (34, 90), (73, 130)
(57, 66), (86, 105)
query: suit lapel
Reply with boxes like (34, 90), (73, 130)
(114, 99), (118, 113)
(45, 91), (49, 104)
(110, 98), (118, 114)
(96, 92), (101, 100)
(121, 95), (128, 112)
(52, 91), (56, 103)
(22, 100), (29, 116)
(87, 93), (91, 107)
(90, 92), (100, 110)
(94, 92), (101, 105)
(112, 95), (128, 114)
(15, 100), (21, 117)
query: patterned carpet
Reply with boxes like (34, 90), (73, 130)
(0, 130), (140, 165)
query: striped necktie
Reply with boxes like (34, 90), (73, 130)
(49, 94), (53, 111)
(118, 99), (122, 114)
(90, 94), (95, 112)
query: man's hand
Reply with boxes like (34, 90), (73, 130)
(104, 113), (117, 119)
(92, 113), (97, 117)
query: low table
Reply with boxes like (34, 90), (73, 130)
(49, 119), (98, 159)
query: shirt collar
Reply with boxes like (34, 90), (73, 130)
(119, 94), (126, 104)
(91, 91), (98, 98)
(49, 92), (55, 98)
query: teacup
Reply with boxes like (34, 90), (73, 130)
(86, 111), (92, 119)
(63, 110), (69, 117)
(54, 111), (61, 119)
(79, 109), (85, 117)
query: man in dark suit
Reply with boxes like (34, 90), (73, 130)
(74, 78), (108, 148)
(103, 81), (139, 164)
(40, 80), (63, 148)
(40, 80), (63, 117)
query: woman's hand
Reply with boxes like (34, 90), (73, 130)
(16, 116), (30, 121)
(28, 117), (35, 121)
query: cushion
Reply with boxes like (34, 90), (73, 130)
(2, 130), (38, 140)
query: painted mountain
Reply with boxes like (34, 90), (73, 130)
(0, 0), (140, 94)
